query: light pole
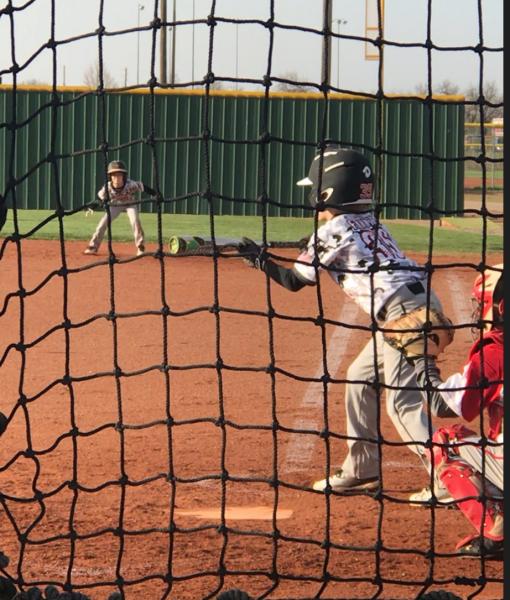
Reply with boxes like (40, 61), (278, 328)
(191, 0), (195, 87)
(137, 4), (144, 85)
(160, 0), (167, 84)
(171, 0), (176, 85)
(321, 0), (332, 86)
(235, 22), (239, 90)
(335, 18), (347, 89)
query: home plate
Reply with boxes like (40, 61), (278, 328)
(175, 506), (293, 521)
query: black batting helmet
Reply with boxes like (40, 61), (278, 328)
(297, 146), (374, 209)
(107, 160), (128, 175)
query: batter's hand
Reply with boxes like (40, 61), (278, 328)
(237, 237), (267, 270)
(298, 235), (310, 251)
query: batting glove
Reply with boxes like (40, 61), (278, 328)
(237, 237), (267, 270)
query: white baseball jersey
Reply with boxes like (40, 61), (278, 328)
(293, 212), (424, 316)
(97, 179), (144, 206)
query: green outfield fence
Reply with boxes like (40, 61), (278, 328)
(0, 86), (464, 219)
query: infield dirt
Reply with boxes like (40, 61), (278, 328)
(0, 240), (503, 600)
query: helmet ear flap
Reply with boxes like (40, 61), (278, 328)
(320, 188), (334, 202)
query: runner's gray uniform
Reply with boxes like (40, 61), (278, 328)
(88, 179), (145, 252)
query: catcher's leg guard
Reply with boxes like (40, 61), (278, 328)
(438, 461), (504, 542)
(430, 426), (503, 542)
(428, 425), (476, 469)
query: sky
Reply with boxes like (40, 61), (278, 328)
(0, 0), (504, 96)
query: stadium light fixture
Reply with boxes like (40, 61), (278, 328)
(137, 4), (145, 85)
(335, 18), (348, 89)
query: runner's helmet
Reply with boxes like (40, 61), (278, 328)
(107, 160), (127, 189)
(107, 160), (128, 175)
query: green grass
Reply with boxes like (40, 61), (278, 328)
(1, 209), (503, 255)
(383, 220), (502, 254)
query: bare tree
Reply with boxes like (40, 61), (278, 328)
(83, 63), (118, 89)
(273, 71), (314, 92)
(414, 80), (459, 96)
(414, 79), (502, 123)
(464, 81), (503, 123)
(209, 79), (225, 90)
(414, 83), (428, 96)
(19, 79), (50, 86)
(435, 80), (460, 95)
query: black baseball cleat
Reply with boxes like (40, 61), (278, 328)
(457, 536), (504, 558)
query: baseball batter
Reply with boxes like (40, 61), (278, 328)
(84, 160), (156, 256)
(238, 145), (449, 493)
(411, 265), (504, 556)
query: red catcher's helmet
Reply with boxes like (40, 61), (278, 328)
(471, 263), (504, 335)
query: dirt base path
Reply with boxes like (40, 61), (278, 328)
(0, 241), (503, 599)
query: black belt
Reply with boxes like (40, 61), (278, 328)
(406, 281), (425, 295)
(377, 281), (425, 321)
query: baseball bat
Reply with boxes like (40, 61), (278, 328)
(167, 235), (301, 255)
(168, 235), (245, 255)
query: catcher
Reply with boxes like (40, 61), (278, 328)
(409, 265), (504, 557)
(83, 160), (156, 257)
(237, 145), (454, 493)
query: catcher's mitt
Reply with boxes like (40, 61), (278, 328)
(383, 306), (454, 359)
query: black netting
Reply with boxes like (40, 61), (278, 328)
(0, 2), (504, 600)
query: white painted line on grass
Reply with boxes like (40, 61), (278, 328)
(283, 302), (360, 473)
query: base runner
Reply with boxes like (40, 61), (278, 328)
(84, 160), (156, 257)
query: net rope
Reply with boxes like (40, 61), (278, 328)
(0, 1), (504, 599)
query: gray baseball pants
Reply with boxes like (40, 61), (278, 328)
(89, 205), (145, 250)
(458, 437), (503, 493)
(340, 282), (444, 479)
